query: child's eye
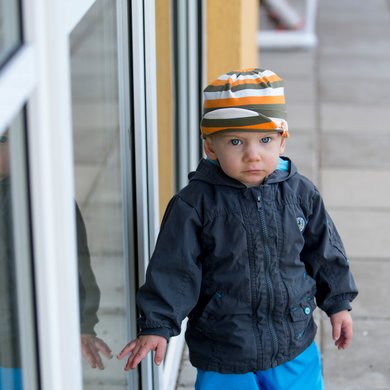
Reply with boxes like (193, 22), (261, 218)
(261, 137), (271, 144)
(230, 139), (242, 146)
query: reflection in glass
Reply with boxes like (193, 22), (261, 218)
(76, 202), (113, 370)
(70, 1), (130, 388)
(0, 124), (22, 389)
(0, 0), (22, 67)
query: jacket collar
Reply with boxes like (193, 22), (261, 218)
(189, 157), (296, 188)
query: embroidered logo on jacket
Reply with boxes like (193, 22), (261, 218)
(296, 217), (306, 232)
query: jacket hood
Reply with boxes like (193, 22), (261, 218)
(188, 157), (297, 188)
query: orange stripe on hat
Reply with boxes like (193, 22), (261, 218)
(204, 95), (285, 109)
(201, 122), (279, 136)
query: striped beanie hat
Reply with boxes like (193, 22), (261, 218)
(200, 68), (288, 138)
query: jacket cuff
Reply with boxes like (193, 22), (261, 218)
(325, 301), (352, 317)
(138, 327), (172, 342)
(80, 322), (97, 335)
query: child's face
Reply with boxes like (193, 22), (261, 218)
(204, 131), (286, 187)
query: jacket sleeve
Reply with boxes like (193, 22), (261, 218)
(300, 190), (358, 316)
(76, 202), (101, 335)
(136, 195), (203, 340)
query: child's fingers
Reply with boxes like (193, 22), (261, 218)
(81, 335), (105, 369)
(331, 311), (353, 350)
(117, 339), (137, 359)
(329, 311), (355, 351)
(332, 326), (341, 342)
(336, 324), (353, 350)
(81, 344), (97, 368)
(93, 353), (104, 370)
(344, 324), (353, 346)
(332, 320), (341, 342)
(154, 340), (167, 366)
(118, 336), (167, 370)
(124, 343), (150, 370)
(95, 338), (113, 359)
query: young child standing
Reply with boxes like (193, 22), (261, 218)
(118, 68), (358, 389)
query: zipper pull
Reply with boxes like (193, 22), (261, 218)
(257, 195), (262, 210)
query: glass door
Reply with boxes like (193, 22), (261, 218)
(69, 1), (137, 388)
(0, 112), (38, 390)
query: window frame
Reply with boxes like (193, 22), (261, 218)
(8, 112), (39, 390)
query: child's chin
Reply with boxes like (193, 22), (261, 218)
(242, 180), (264, 187)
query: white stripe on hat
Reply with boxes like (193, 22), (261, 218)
(217, 69), (277, 81)
(203, 108), (260, 120)
(204, 87), (285, 101)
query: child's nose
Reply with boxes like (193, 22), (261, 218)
(243, 144), (261, 161)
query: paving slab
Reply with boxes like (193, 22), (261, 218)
(320, 133), (390, 169)
(319, 39), (390, 60)
(287, 101), (317, 133)
(83, 203), (124, 256)
(72, 102), (119, 131)
(321, 169), (390, 209)
(322, 319), (390, 390)
(259, 50), (316, 78)
(319, 77), (390, 105)
(349, 259), (390, 319)
(92, 255), (126, 311)
(74, 128), (119, 164)
(283, 77), (317, 103)
(176, 346), (197, 390)
(319, 57), (390, 81)
(320, 104), (390, 134)
(317, 0), (390, 25)
(74, 165), (101, 204)
(285, 132), (317, 182)
(328, 209), (390, 259)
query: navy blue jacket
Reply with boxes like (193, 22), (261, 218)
(137, 158), (358, 373)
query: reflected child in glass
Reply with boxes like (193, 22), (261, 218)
(0, 130), (111, 390)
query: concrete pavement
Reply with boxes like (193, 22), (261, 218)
(176, 0), (390, 389)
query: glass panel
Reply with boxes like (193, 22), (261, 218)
(0, 113), (37, 390)
(70, 1), (135, 389)
(0, 0), (22, 68)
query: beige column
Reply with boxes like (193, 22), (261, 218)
(206, 0), (259, 84)
(155, 0), (174, 218)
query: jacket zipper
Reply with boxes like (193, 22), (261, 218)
(257, 193), (279, 367)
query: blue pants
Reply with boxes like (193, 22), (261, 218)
(195, 342), (324, 390)
(0, 367), (23, 390)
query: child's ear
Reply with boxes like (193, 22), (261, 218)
(279, 137), (286, 156)
(203, 137), (218, 160)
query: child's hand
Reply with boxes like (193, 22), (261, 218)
(117, 335), (167, 370)
(81, 334), (113, 369)
(330, 310), (353, 350)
